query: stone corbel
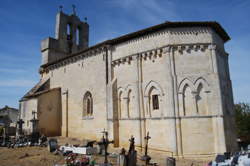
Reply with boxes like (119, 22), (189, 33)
(208, 44), (216, 50)
(151, 50), (157, 58)
(147, 51), (152, 59)
(156, 49), (162, 57)
(185, 45), (191, 53)
(200, 45), (205, 51)
(121, 58), (126, 64)
(193, 45), (198, 51)
(162, 46), (171, 54)
(62, 61), (66, 66)
(131, 55), (137, 61)
(97, 48), (102, 54)
(177, 45), (183, 53)
(90, 50), (95, 55)
(117, 59), (122, 66)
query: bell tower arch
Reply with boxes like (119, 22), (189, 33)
(41, 7), (89, 65)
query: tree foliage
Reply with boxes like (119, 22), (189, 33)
(235, 102), (250, 142)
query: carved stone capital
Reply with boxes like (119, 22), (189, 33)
(191, 91), (198, 98)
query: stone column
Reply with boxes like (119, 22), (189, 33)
(106, 47), (114, 141)
(133, 55), (144, 149)
(162, 46), (178, 156)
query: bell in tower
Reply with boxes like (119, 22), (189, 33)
(41, 5), (89, 65)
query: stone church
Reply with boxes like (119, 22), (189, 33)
(20, 10), (238, 157)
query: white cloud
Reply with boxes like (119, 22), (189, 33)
(106, 0), (179, 24)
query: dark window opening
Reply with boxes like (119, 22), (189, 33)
(67, 24), (71, 35)
(83, 91), (93, 117)
(76, 27), (80, 45)
(152, 95), (159, 110)
(87, 98), (91, 115)
(67, 24), (72, 41)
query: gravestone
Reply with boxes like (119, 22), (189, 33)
(16, 119), (24, 136)
(30, 111), (39, 133)
(166, 157), (176, 166)
(127, 136), (137, 166)
(118, 136), (137, 166)
(118, 148), (127, 166)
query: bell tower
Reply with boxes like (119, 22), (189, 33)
(41, 6), (89, 65)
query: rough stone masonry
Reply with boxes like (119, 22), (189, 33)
(19, 9), (238, 158)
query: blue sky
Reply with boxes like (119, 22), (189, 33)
(0, 0), (249, 109)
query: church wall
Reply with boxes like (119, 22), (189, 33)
(174, 49), (211, 75)
(141, 52), (173, 152)
(174, 46), (224, 155)
(49, 52), (107, 140)
(113, 58), (142, 148)
(20, 98), (38, 134)
(112, 27), (213, 61)
(181, 118), (214, 155)
(37, 88), (61, 136)
(212, 31), (238, 152)
(112, 42), (174, 151)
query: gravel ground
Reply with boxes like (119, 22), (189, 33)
(0, 137), (210, 166)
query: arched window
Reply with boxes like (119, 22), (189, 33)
(144, 81), (164, 117)
(149, 87), (160, 111)
(83, 91), (93, 117)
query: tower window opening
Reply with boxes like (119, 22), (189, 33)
(76, 27), (80, 45)
(67, 24), (71, 40)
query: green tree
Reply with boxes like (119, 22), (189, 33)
(235, 102), (250, 143)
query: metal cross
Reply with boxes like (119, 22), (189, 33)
(32, 111), (37, 120)
(17, 119), (24, 128)
(144, 132), (151, 156)
(72, 4), (76, 15)
(59, 5), (63, 12)
(100, 129), (114, 165)
(129, 135), (135, 153)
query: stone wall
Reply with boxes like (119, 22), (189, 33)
(48, 51), (107, 140)
(20, 98), (38, 134)
(37, 88), (62, 136)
